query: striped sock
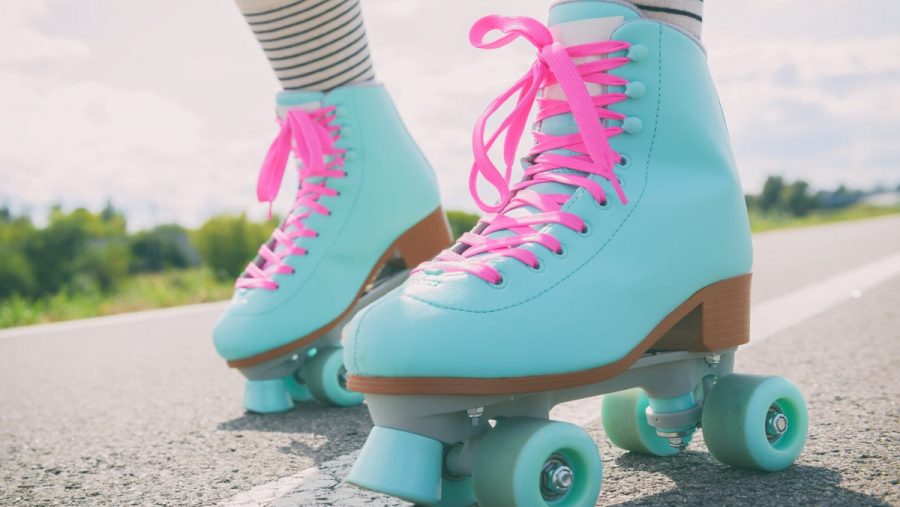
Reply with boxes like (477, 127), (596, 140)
(236, 0), (375, 91)
(632, 0), (703, 39)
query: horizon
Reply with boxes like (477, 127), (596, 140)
(1, 0), (899, 229)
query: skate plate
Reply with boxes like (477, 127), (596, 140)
(348, 350), (808, 506)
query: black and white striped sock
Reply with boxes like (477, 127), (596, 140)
(236, 0), (375, 91)
(632, 0), (703, 39)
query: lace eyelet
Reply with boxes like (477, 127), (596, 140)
(489, 273), (508, 288)
(529, 261), (544, 273)
(579, 223), (592, 236)
(627, 44), (648, 62)
(624, 81), (646, 99)
(552, 246), (567, 258)
(622, 117), (643, 134)
(595, 199), (610, 210)
(616, 154), (630, 169)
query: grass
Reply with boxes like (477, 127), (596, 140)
(0, 268), (233, 329)
(3, 204), (898, 329)
(749, 204), (900, 233)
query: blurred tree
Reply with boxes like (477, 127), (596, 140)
(77, 240), (132, 292)
(129, 224), (199, 272)
(446, 210), (480, 240)
(0, 213), (36, 298)
(192, 213), (275, 281)
(758, 176), (784, 213)
(20, 207), (129, 297)
(779, 180), (817, 217)
(0, 251), (36, 299)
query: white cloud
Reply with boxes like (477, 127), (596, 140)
(0, 0), (897, 229)
(0, 1), (89, 63)
(710, 35), (900, 191)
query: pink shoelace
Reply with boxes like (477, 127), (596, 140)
(415, 15), (632, 285)
(236, 106), (346, 291)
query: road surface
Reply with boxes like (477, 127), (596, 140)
(1, 215), (899, 506)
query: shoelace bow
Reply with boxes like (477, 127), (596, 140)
(415, 15), (632, 284)
(236, 107), (345, 290)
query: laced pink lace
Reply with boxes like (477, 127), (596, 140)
(236, 106), (346, 291)
(415, 15), (632, 285)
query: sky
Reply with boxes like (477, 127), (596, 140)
(0, 0), (898, 229)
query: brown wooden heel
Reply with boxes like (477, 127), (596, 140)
(395, 207), (454, 268)
(652, 273), (752, 352)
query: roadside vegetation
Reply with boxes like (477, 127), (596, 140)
(1, 177), (897, 328)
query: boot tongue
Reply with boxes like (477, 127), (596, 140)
(493, 4), (636, 225)
(538, 1), (639, 158)
(272, 91), (330, 255)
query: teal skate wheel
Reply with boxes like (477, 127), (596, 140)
(601, 388), (681, 457)
(283, 371), (312, 402)
(305, 347), (364, 407)
(243, 379), (293, 414)
(702, 374), (808, 472)
(472, 417), (601, 507)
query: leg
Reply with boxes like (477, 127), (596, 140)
(235, 0), (375, 90)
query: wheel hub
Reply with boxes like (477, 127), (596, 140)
(337, 366), (348, 390)
(765, 406), (788, 441)
(540, 456), (574, 499)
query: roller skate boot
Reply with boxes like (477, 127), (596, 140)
(343, 3), (808, 505)
(212, 83), (452, 414)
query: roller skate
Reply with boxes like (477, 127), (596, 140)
(212, 83), (452, 414)
(343, 3), (808, 505)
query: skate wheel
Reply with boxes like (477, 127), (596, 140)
(305, 347), (364, 407)
(243, 379), (293, 414)
(472, 418), (601, 507)
(282, 371), (312, 402)
(601, 388), (681, 457)
(702, 374), (807, 471)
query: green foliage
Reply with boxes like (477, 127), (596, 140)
(446, 210), (480, 240)
(192, 213), (277, 281)
(750, 204), (900, 233)
(750, 176), (822, 217)
(129, 224), (198, 272)
(757, 176), (784, 213)
(1, 206), (130, 298)
(0, 250), (36, 299)
(0, 268), (233, 328)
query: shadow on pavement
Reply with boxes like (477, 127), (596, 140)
(610, 451), (889, 506)
(215, 402), (372, 464)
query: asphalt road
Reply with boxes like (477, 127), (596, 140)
(1, 215), (899, 506)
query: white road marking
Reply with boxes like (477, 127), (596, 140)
(749, 251), (900, 347)
(0, 301), (228, 340)
(222, 251), (900, 506)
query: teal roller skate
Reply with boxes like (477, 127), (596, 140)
(212, 83), (452, 414)
(343, 3), (807, 505)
